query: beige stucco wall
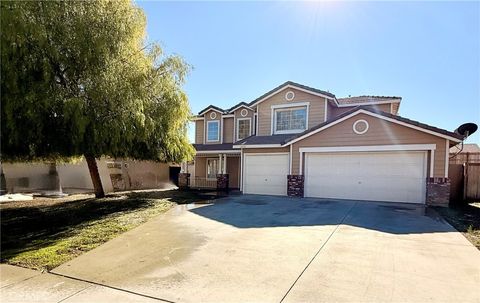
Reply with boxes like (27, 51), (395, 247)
(327, 103), (392, 120)
(2, 158), (114, 194)
(223, 117), (234, 143)
(257, 88), (327, 136)
(227, 156), (240, 188)
(195, 120), (204, 144)
(291, 113), (448, 177)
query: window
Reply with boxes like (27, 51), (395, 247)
(237, 118), (251, 141)
(207, 159), (218, 179)
(207, 120), (219, 141)
(274, 107), (307, 134)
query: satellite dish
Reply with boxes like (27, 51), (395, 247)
(455, 123), (478, 138)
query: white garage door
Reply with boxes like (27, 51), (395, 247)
(243, 154), (289, 196)
(305, 151), (427, 203)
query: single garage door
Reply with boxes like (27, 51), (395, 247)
(305, 151), (427, 203)
(243, 153), (289, 195)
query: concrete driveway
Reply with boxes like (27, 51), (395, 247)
(47, 195), (479, 302)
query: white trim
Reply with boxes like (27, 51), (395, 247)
(299, 144), (436, 178)
(285, 90), (295, 101)
(222, 114), (234, 118)
(390, 103), (393, 114)
(289, 144), (293, 175)
(210, 112), (217, 119)
(240, 109), (248, 117)
(206, 120), (220, 142)
(353, 119), (369, 135)
(445, 140), (449, 178)
(324, 98), (328, 122)
(236, 117), (252, 141)
(240, 149), (244, 191)
(243, 152), (289, 156)
(250, 84), (335, 107)
(233, 144), (282, 149)
(430, 150), (435, 177)
(228, 104), (252, 113)
(298, 144), (436, 154)
(271, 102), (310, 110)
(196, 150), (240, 154)
(271, 102), (309, 135)
(191, 117), (204, 121)
(336, 100), (401, 107)
(284, 109), (462, 146)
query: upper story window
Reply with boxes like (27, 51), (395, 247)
(274, 106), (307, 134)
(207, 120), (220, 141)
(237, 118), (251, 141)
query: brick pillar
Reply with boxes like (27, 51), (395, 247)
(217, 174), (229, 191)
(426, 177), (450, 207)
(178, 173), (190, 189)
(287, 175), (304, 197)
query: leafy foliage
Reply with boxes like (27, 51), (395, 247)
(1, 0), (194, 163)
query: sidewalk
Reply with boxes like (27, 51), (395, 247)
(0, 264), (162, 303)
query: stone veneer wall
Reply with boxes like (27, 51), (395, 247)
(426, 177), (450, 207)
(287, 175), (304, 197)
(217, 174), (229, 190)
(178, 173), (190, 189)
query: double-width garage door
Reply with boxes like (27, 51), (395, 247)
(305, 151), (427, 204)
(243, 154), (289, 196)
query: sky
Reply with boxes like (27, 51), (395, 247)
(137, 1), (480, 144)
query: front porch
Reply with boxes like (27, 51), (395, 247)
(180, 152), (241, 190)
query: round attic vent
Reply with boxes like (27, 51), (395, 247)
(353, 119), (369, 135)
(240, 109), (248, 117)
(210, 112), (217, 119)
(285, 91), (295, 101)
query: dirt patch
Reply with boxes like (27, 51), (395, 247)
(435, 202), (480, 249)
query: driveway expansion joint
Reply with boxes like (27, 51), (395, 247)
(49, 271), (176, 303)
(279, 201), (358, 303)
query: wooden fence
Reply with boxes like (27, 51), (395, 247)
(449, 152), (480, 202)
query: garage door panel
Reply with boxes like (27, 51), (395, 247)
(305, 151), (426, 204)
(244, 154), (288, 196)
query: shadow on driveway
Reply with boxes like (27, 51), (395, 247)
(190, 194), (455, 234)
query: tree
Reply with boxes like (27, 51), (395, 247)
(1, 0), (194, 197)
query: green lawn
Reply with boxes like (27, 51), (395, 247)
(1, 189), (209, 271)
(435, 202), (480, 250)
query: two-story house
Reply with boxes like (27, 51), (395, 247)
(187, 81), (462, 206)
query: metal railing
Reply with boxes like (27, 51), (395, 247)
(191, 177), (217, 189)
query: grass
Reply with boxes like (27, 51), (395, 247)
(435, 202), (480, 249)
(0, 189), (209, 271)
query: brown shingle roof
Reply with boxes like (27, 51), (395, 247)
(234, 134), (294, 146)
(193, 143), (235, 151)
(337, 96), (401, 105)
(449, 143), (480, 153)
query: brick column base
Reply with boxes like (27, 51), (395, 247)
(178, 173), (190, 189)
(288, 175), (304, 197)
(217, 174), (229, 190)
(426, 177), (450, 207)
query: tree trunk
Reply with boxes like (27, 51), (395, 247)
(0, 165), (7, 195)
(85, 155), (105, 198)
(48, 162), (62, 193)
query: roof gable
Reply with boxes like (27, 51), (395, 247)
(248, 81), (336, 107)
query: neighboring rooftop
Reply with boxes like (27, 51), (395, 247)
(450, 143), (480, 153)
